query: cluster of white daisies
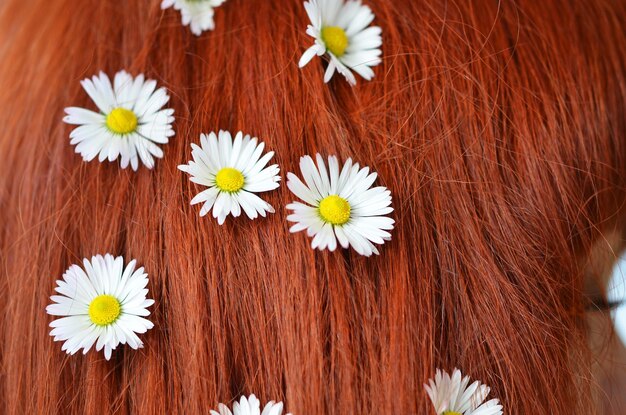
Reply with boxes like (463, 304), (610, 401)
(64, 0), (391, 256)
(160, 0), (382, 85)
(64, 71), (394, 257)
(44, 253), (504, 415)
(46, 255), (504, 414)
(51, 0), (504, 413)
(46, 253), (504, 415)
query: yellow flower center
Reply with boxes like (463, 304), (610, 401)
(106, 107), (138, 134)
(442, 412), (462, 415)
(319, 195), (351, 225)
(215, 167), (245, 193)
(88, 295), (121, 326)
(321, 26), (349, 57)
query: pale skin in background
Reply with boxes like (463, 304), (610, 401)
(585, 226), (626, 414)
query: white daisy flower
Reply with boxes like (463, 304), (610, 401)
(210, 394), (292, 415)
(286, 154), (394, 257)
(424, 369), (504, 415)
(298, 0), (382, 85)
(46, 254), (155, 361)
(178, 130), (281, 224)
(161, 0), (227, 36)
(63, 71), (175, 170)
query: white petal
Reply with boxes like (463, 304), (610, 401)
(63, 107), (105, 125)
(299, 44), (325, 68)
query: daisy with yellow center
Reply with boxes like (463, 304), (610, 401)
(178, 130), (281, 224)
(424, 369), (504, 415)
(46, 254), (155, 360)
(161, 0), (227, 36)
(63, 70), (175, 170)
(299, 0), (383, 85)
(286, 154), (394, 257)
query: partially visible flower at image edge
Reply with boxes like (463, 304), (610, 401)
(299, 0), (383, 85)
(210, 394), (292, 415)
(424, 368), (504, 415)
(161, 0), (228, 36)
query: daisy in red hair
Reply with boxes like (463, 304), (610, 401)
(299, 0), (382, 85)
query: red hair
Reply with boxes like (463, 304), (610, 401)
(0, 0), (625, 413)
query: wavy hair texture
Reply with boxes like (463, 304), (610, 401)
(0, 0), (625, 413)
